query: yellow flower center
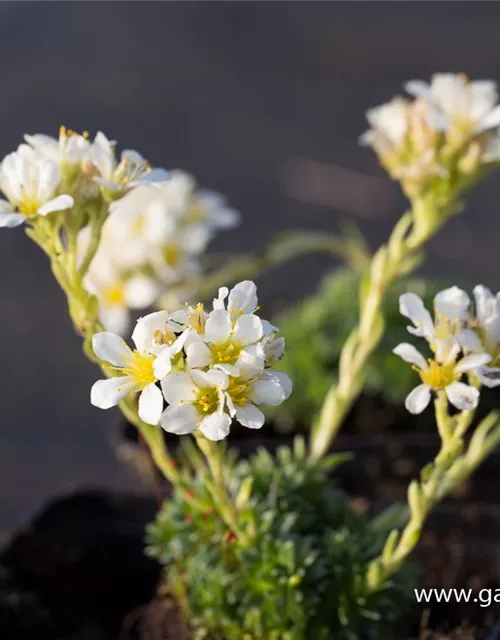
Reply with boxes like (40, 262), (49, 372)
(186, 203), (208, 224)
(226, 378), (252, 407)
(122, 352), (156, 388)
(163, 243), (182, 267)
(19, 196), (40, 216)
(131, 216), (145, 236)
(153, 327), (176, 346)
(194, 387), (220, 414)
(210, 338), (243, 365)
(102, 284), (125, 307)
(419, 359), (458, 390)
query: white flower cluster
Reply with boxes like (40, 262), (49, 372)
(361, 73), (500, 194)
(394, 285), (500, 414)
(0, 128), (170, 229)
(81, 170), (240, 334)
(90, 281), (291, 441)
(0, 127), (240, 335)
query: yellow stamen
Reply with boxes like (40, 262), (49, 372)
(102, 285), (125, 307)
(210, 338), (243, 365)
(122, 352), (156, 388)
(419, 359), (458, 390)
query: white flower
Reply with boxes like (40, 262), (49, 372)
(406, 73), (500, 135)
(90, 132), (169, 194)
(160, 368), (291, 441)
(399, 287), (471, 360)
(0, 146), (74, 228)
(459, 285), (500, 387)
(79, 227), (159, 334)
(184, 282), (265, 377)
(360, 97), (410, 156)
(90, 311), (188, 425)
(188, 188), (240, 233)
(394, 342), (490, 414)
(25, 127), (91, 167)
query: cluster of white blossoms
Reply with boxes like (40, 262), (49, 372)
(0, 127), (169, 228)
(394, 285), (500, 414)
(0, 127), (240, 335)
(90, 281), (291, 440)
(360, 73), (500, 195)
(81, 170), (240, 334)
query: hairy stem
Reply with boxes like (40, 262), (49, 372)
(310, 195), (447, 461)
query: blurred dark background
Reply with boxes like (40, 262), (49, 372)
(2, 1), (500, 535)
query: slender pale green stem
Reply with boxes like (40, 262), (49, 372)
(27, 209), (182, 491)
(367, 400), (500, 591)
(194, 432), (249, 544)
(310, 195), (450, 461)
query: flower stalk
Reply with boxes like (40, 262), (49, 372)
(367, 404), (500, 590)
(310, 197), (446, 461)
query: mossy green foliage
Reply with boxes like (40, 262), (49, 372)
(147, 440), (413, 639)
(270, 269), (449, 430)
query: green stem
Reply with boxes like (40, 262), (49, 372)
(367, 406), (500, 591)
(194, 432), (249, 545)
(310, 195), (446, 461)
(28, 209), (183, 492)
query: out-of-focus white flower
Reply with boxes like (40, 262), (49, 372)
(90, 132), (169, 194)
(406, 74), (500, 136)
(25, 127), (91, 167)
(0, 146), (74, 228)
(79, 226), (158, 334)
(360, 97), (412, 157)
(90, 311), (188, 425)
(394, 342), (489, 414)
(459, 285), (500, 387)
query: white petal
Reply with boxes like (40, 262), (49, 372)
(405, 384), (431, 414)
(132, 311), (170, 352)
(454, 353), (491, 374)
(160, 372), (197, 405)
(434, 286), (470, 323)
(393, 343), (428, 370)
(215, 363), (241, 377)
(272, 371), (293, 399)
(37, 194), (74, 215)
(250, 372), (290, 406)
(99, 307), (130, 335)
(190, 368), (229, 390)
(213, 287), (228, 310)
(233, 314), (263, 344)
(458, 329), (483, 354)
(153, 349), (172, 380)
(92, 332), (131, 366)
(199, 412), (231, 441)
(399, 293), (434, 337)
(204, 309), (232, 343)
(90, 376), (133, 409)
(138, 383), (164, 425)
(0, 212), (25, 228)
(160, 404), (199, 435)
(477, 105), (500, 131)
(476, 366), (500, 388)
(445, 381), (479, 411)
(235, 403), (265, 429)
(124, 276), (158, 310)
(186, 341), (212, 368)
(228, 281), (258, 318)
(235, 345), (265, 379)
